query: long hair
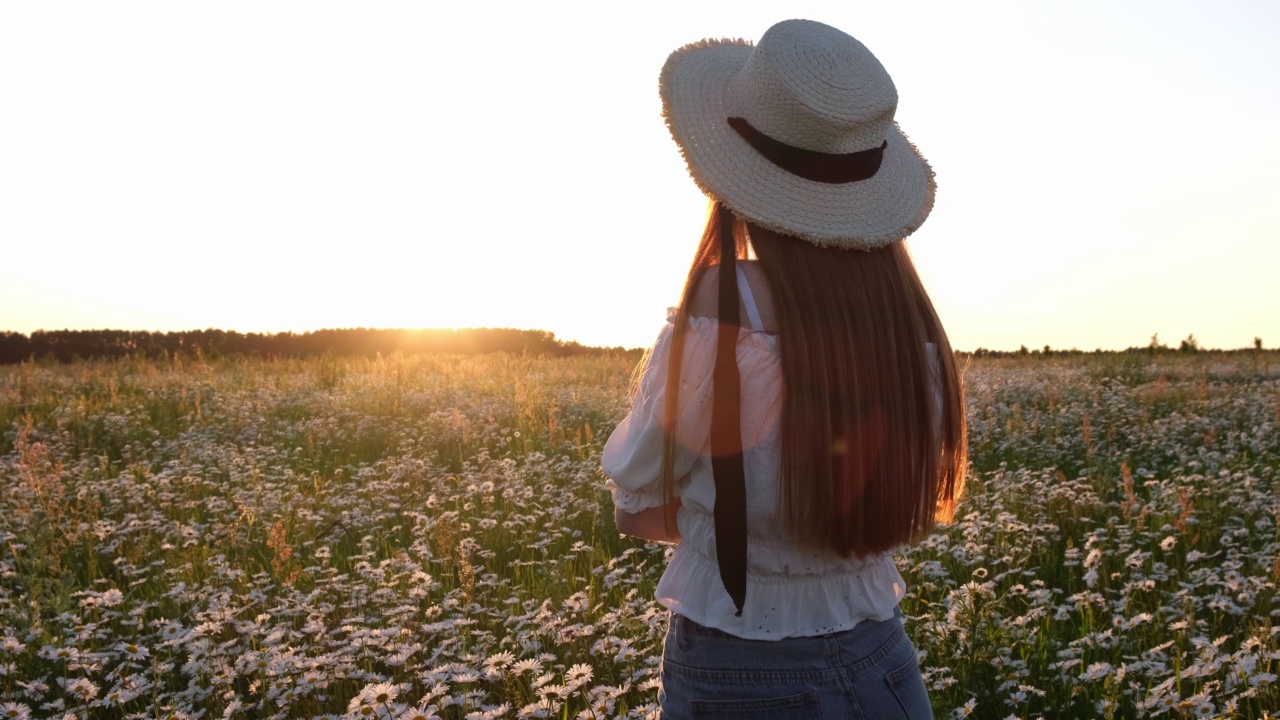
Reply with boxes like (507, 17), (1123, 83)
(658, 201), (966, 555)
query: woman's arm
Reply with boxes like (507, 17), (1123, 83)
(615, 498), (682, 544)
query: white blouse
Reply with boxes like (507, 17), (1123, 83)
(602, 290), (908, 639)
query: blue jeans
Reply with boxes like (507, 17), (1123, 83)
(658, 610), (933, 719)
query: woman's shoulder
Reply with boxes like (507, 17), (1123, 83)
(687, 261), (777, 333)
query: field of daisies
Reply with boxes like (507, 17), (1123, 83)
(1, 349), (1277, 719)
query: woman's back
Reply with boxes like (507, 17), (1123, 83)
(603, 263), (909, 639)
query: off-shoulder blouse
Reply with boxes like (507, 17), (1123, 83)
(601, 268), (908, 639)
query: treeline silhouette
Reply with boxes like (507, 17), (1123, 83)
(964, 334), (1268, 359)
(0, 328), (633, 365)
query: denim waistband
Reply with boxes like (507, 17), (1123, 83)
(675, 605), (902, 640)
(669, 606), (907, 674)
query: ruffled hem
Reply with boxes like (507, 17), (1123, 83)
(655, 543), (904, 640)
(606, 479), (665, 514)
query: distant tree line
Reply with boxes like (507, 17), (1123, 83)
(1, 328), (1267, 365)
(0, 328), (635, 365)
(964, 334), (1268, 359)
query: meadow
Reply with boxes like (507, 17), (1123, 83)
(1, 349), (1277, 719)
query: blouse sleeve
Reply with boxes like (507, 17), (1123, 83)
(602, 312), (717, 513)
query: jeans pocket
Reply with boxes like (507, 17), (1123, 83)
(690, 690), (822, 720)
(885, 653), (933, 719)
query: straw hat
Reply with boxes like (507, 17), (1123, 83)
(660, 19), (935, 249)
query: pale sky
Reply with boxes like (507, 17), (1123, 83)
(1, 1), (1276, 351)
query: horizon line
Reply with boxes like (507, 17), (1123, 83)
(1, 326), (1271, 355)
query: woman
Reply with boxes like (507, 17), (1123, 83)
(602, 19), (966, 719)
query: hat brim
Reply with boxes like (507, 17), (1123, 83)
(660, 38), (936, 249)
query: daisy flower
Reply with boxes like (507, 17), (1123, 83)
(0, 702), (32, 720)
(116, 642), (149, 660)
